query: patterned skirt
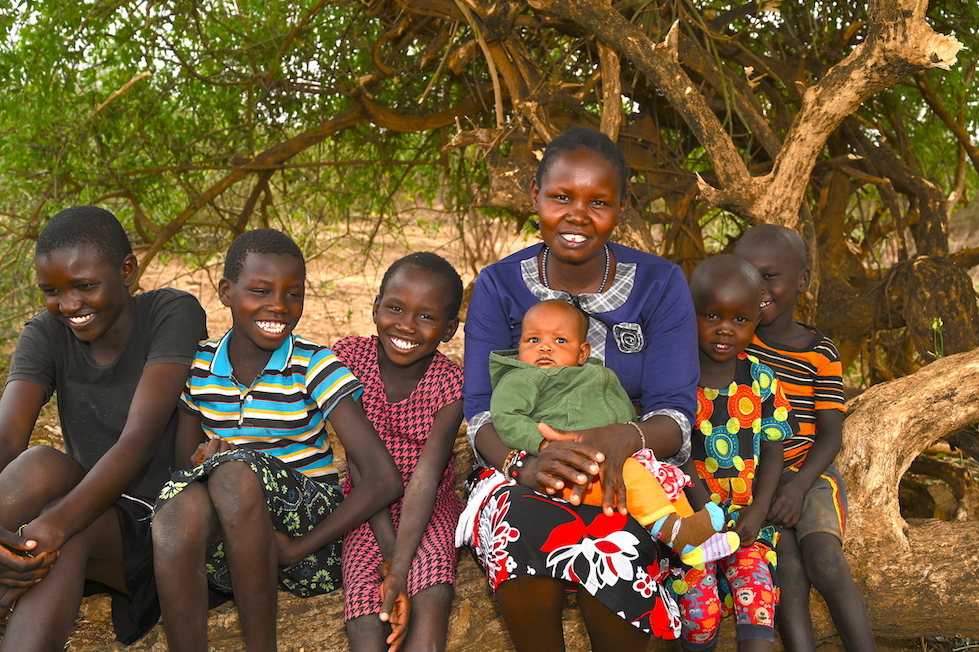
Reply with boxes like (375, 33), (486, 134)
(461, 468), (683, 639)
(155, 448), (343, 597)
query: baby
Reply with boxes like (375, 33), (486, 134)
(490, 299), (737, 565)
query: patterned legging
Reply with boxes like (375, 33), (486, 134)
(678, 543), (777, 649)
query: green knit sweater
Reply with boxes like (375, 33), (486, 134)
(489, 349), (637, 452)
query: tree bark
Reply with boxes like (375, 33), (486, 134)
(836, 346), (979, 639)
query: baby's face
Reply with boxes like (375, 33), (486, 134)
(518, 303), (590, 368)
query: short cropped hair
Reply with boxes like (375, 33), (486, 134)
(735, 223), (809, 270)
(36, 206), (133, 266)
(689, 254), (763, 307)
(379, 252), (464, 319)
(224, 229), (305, 282)
(535, 127), (629, 201)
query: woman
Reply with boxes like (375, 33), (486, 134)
(461, 127), (699, 651)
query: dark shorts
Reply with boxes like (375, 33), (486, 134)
(780, 464), (847, 543)
(82, 493), (160, 645)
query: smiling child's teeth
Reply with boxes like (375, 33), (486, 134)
(68, 315), (92, 325)
(257, 321), (285, 334)
(391, 336), (419, 351)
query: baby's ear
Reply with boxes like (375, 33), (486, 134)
(578, 341), (591, 365)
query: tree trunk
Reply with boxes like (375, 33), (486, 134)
(836, 346), (979, 639)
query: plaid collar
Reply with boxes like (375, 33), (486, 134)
(519, 254), (636, 362)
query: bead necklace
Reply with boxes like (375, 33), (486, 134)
(541, 243), (610, 294)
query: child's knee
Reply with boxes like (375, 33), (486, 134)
(800, 533), (852, 586)
(408, 584), (455, 642)
(4, 445), (82, 485)
(0, 446), (84, 514)
(207, 460), (261, 498)
(414, 582), (454, 608)
(152, 485), (212, 552)
(345, 613), (391, 652)
(207, 461), (266, 516)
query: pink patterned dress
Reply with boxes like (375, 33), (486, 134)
(333, 335), (464, 621)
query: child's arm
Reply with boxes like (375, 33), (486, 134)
(175, 409), (207, 469)
(343, 459), (409, 652)
(345, 457), (399, 558)
(380, 400), (463, 618)
(174, 409), (236, 470)
(273, 395), (402, 564)
(736, 439), (784, 546)
(0, 380), (58, 616)
(768, 408), (842, 528)
(0, 380), (47, 471)
(680, 458), (711, 508)
(21, 362), (193, 553)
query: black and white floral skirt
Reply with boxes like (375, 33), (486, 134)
(459, 467), (683, 639)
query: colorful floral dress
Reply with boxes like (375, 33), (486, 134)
(674, 353), (795, 647)
(333, 335), (464, 622)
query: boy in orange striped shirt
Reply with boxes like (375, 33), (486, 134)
(736, 224), (875, 652)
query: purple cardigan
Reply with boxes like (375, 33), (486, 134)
(463, 242), (698, 431)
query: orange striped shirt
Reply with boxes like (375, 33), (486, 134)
(745, 325), (846, 470)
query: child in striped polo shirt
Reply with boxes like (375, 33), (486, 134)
(735, 224), (876, 652)
(152, 229), (403, 652)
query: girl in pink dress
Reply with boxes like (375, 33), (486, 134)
(333, 252), (464, 652)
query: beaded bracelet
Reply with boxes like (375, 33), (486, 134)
(502, 449), (530, 480)
(501, 448), (522, 477)
(625, 421), (646, 451)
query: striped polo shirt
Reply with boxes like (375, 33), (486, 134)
(181, 330), (363, 482)
(746, 325), (846, 470)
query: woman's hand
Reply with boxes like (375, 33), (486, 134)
(191, 437), (236, 467)
(537, 422), (639, 515)
(526, 424), (603, 496)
